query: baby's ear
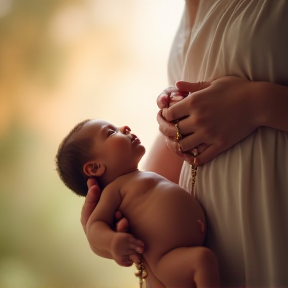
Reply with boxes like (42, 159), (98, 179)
(83, 162), (106, 177)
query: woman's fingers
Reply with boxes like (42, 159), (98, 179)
(158, 77), (258, 165)
(157, 109), (195, 140)
(81, 180), (101, 232)
(158, 110), (199, 145)
(165, 135), (209, 161)
(87, 178), (98, 189)
(157, 110), (179, 139)
(161, 100), (189, 123)
(182, 144), (222, 166)
(195, 145), (221, 166)
(176, 80), (211, 94)
(160, 81), (211, 122)
(196, 143), (210, 154)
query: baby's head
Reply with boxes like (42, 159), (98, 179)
(56, 119), (145, 196)
(56, 119), (93, 196)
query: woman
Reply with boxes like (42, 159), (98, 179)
(82, 1), (288, 287)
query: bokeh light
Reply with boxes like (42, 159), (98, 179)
(0, 0), (184, 287)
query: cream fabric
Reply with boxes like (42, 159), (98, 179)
(170, 1), (288, 287)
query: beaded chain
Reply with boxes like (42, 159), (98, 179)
(190, 148), (198, 190)
(190, 164), (198, 189)
(135, 260), (148, 288)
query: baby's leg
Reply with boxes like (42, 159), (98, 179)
(142, 259), (165, 288)
(149, 246), (219, 288)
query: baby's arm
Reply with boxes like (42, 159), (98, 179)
(86, 185), (144, 267)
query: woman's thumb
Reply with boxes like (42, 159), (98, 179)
(175, 80), (211, 94)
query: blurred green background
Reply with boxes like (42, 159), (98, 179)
(0, 0), (183, 287)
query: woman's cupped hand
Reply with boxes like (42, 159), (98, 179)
(157, 76), (258, 165)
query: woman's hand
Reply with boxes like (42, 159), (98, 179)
(81, 179), (130, 234)
(81, 179), (140, 263)
(157, 76), (258, 165)
(81, 179), (101, 233)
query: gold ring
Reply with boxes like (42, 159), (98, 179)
(174, 122), (182, 141)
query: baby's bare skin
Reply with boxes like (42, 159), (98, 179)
(117, 171), (205, 260)
(59, 119), (219, 288)
(87, 170), (218, 287)
(92, 170), (205, 250)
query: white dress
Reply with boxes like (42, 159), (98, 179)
(169, 1), (288, 287)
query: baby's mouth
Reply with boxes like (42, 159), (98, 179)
(131, 134), (140, 144)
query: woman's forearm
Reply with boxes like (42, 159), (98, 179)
(141, 132), (184, 184)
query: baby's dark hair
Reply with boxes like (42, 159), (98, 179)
(55, 119), (93, 197)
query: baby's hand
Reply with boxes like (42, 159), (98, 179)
(169, 92), (187, 107)
(114, 211), (130, 233)
(157, 86), (188, 110)
(111, 232), (144, 267)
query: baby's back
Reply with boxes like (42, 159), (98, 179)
(117, 171), (206, 263)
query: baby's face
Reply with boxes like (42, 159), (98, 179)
(78, 119), (145, 173)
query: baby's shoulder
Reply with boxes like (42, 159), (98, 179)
(139, 170), (165, 180)
(128, 171), (168, 192)
(101, 179), (122, 197)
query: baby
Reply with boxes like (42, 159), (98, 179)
(56, 118), (219, 288)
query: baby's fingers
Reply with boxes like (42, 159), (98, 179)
(157, 87), (181, 109)
(128, 238), (145, 254)
(129, 254), (140, 264)
(116, 256), (134, 267)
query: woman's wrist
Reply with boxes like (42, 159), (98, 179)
(252, 81), (288, 132)
(248, 81), (267, 129)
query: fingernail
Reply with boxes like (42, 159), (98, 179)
(171, 95), (183, 101)
(136, 247), (143, 253)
